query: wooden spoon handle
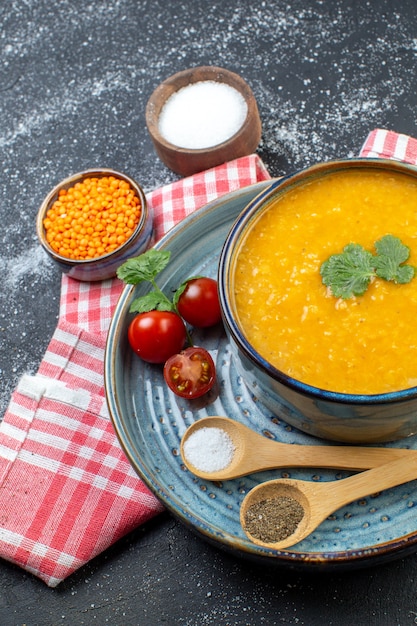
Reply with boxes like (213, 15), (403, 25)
(247, 437), (416, 473)
(309, 455), (417, 525)
(240, 454), (417, 551)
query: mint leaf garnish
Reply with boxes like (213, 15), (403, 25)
(373, 234), (415, 283)
(320, 235), (415, 299)
(129, 290), (174, 313)
(117, 249), (175, 313)
(320, 243), (375, 299)
(392, 264), (416, 284)
(116, 249), (171, 284)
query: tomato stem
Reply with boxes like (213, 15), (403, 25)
(150, 277), (194, 347)
(150, 278), (175, 311)
(184, 325), (194, 347)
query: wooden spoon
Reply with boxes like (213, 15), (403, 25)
(180, 416), (415, 481)
(240, 455), (417, 550)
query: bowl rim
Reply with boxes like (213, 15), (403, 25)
(36, 168), (148, 267)
(145, 64), (260, 155)
(218, 157), (417, 405)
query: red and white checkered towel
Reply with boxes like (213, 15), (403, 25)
(1, 130), (416, 587)
(0, 154), (271, 587)
(360, 128), (417, 163)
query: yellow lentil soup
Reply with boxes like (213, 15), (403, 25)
(233, 168), (417, 395)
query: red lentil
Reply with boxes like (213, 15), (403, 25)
(43, 175), (142, 260)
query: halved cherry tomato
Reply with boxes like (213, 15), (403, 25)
(128, 310), (186, 364)
(177, 277), (222, 328)
(163, 346), (216, 398)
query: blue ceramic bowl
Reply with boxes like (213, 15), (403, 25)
(36, 168), (153, 282)
(218, 158), (417, 444)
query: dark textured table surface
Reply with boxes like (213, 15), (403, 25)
(1, 1), (417, 624)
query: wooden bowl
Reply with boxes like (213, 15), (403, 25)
(145, 66), (262, 176)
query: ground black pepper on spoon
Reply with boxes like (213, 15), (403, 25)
(240, 455), (417, 550)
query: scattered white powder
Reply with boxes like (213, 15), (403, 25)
(1, 243), (54, 289)
(2, 1), (417, 429)
(158, 81), (248, 149)
(183, 426), (236, 472)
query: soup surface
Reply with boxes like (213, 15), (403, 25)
(233, 168), (417, 394)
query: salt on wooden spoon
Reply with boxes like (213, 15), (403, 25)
(240, 455), (417, 550)
(180, 416), (415, 481)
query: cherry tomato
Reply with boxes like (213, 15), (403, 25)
(177, 277), (222, 328)
(128, 310), (186, 364)
(163, 347), (216, 398)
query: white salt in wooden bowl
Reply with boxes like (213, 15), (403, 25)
(145, 66), (262, 176)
